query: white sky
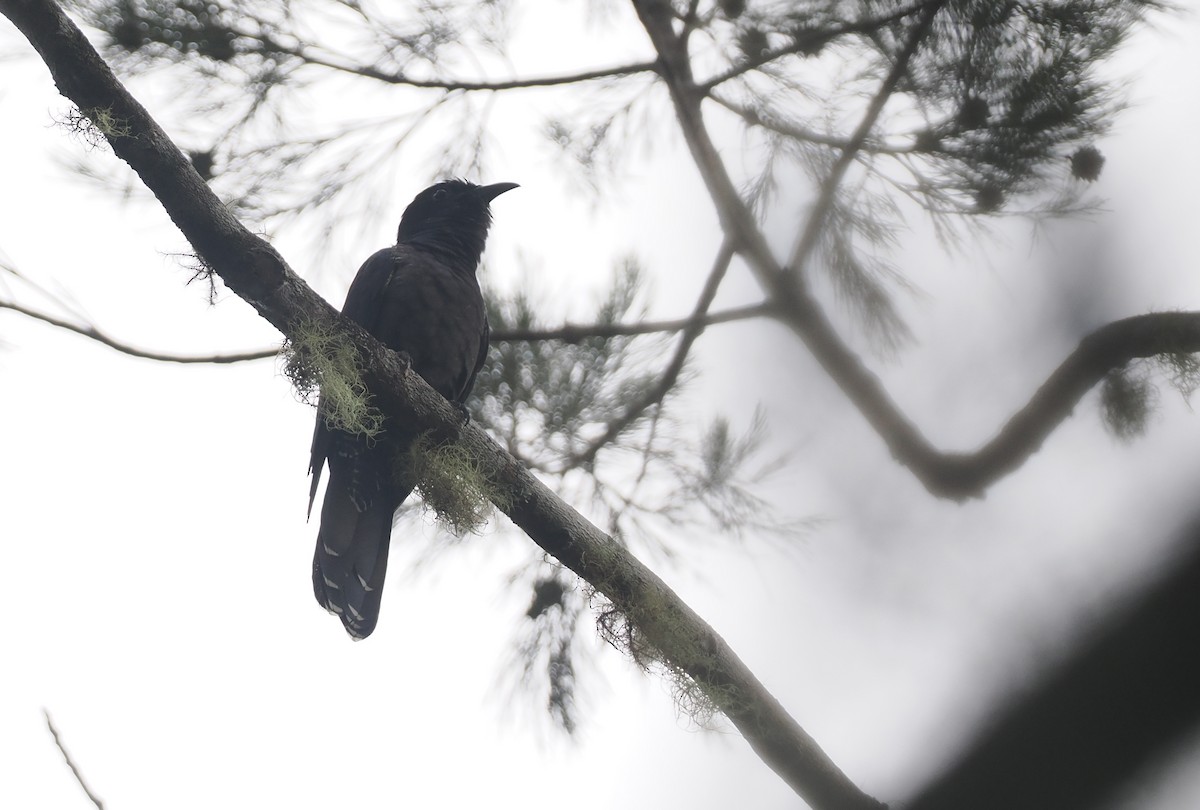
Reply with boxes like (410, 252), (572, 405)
(2, 7), (1200, 810)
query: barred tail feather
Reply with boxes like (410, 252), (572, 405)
(312, 475), (412, 640)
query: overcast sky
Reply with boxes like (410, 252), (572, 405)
(3, 7), (1200, 810)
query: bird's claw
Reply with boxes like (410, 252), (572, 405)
(453, 401), (472, 426)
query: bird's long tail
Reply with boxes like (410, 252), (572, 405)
(312, 474), (412, 640)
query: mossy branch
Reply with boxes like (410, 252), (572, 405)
(281, 314), (383, 439)
(404, 432), (515, 536)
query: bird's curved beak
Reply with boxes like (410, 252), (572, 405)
(480, 182), (519, 202)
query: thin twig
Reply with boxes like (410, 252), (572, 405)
(569, 241), (735, 480)
(708, 92), (916, 154)
(490, 301), (771, 343)
(0, 301), (278, 363)
(269, 38), (658, 91)
(43, 709), (104, 810)
(785, 0), (946, 276)
(699, 0), (936, 92)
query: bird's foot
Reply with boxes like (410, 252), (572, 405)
(453, 401), (472, 426)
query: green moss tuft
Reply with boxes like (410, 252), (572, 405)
(280, 315), (383, 439)
(405, 433), (513, 536)
(588, 572), (744, 730)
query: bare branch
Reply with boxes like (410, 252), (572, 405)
(931, 312), (1200, 496)
(632, 0), (783, 283)
(782, 296), (1200, 500)
(0, 300), (277, 363)
(270, 38), (658, 92)
(43, 709), (104, 810)
(489, 301), (771, 343)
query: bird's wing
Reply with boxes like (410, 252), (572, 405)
(340, 248), (398, 331)
(307, 248), (398, 516)
(459, 315), (490, 405)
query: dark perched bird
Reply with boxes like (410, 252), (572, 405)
(308, 179), (517, 639)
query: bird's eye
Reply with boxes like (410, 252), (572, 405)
(432, 188), (447, 200)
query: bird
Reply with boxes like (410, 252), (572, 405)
(308, 179), (517, 639)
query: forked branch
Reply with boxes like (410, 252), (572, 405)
(633, 0), (1199, 500)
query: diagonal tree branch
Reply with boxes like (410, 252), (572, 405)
(632, 0), (782, 283)
(43, 709), (104, 810)
(0, 2), (883, 807)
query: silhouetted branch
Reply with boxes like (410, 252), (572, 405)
(906, 513), (1200, 809)
(783, 298), (1200, 500)
(0, 300), (277, 363)
(489, 301), (771, 343)
(634, 0), (823, 292)
(699, 0), (938, 92)
(43, 709), (104, 810)
(267, 39), (658, 92)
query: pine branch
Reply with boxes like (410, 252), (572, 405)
(631, 0), (783, 284)
(707, 92), (861, 149)
(569, 240), (735, 470)
(785, 1), (946, 276)
(635, 0), (1200, 501)
(709, 91), (926, 155)
(699, 0), (938, 92)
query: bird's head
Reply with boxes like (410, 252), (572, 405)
(395, 179), (518, 267)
